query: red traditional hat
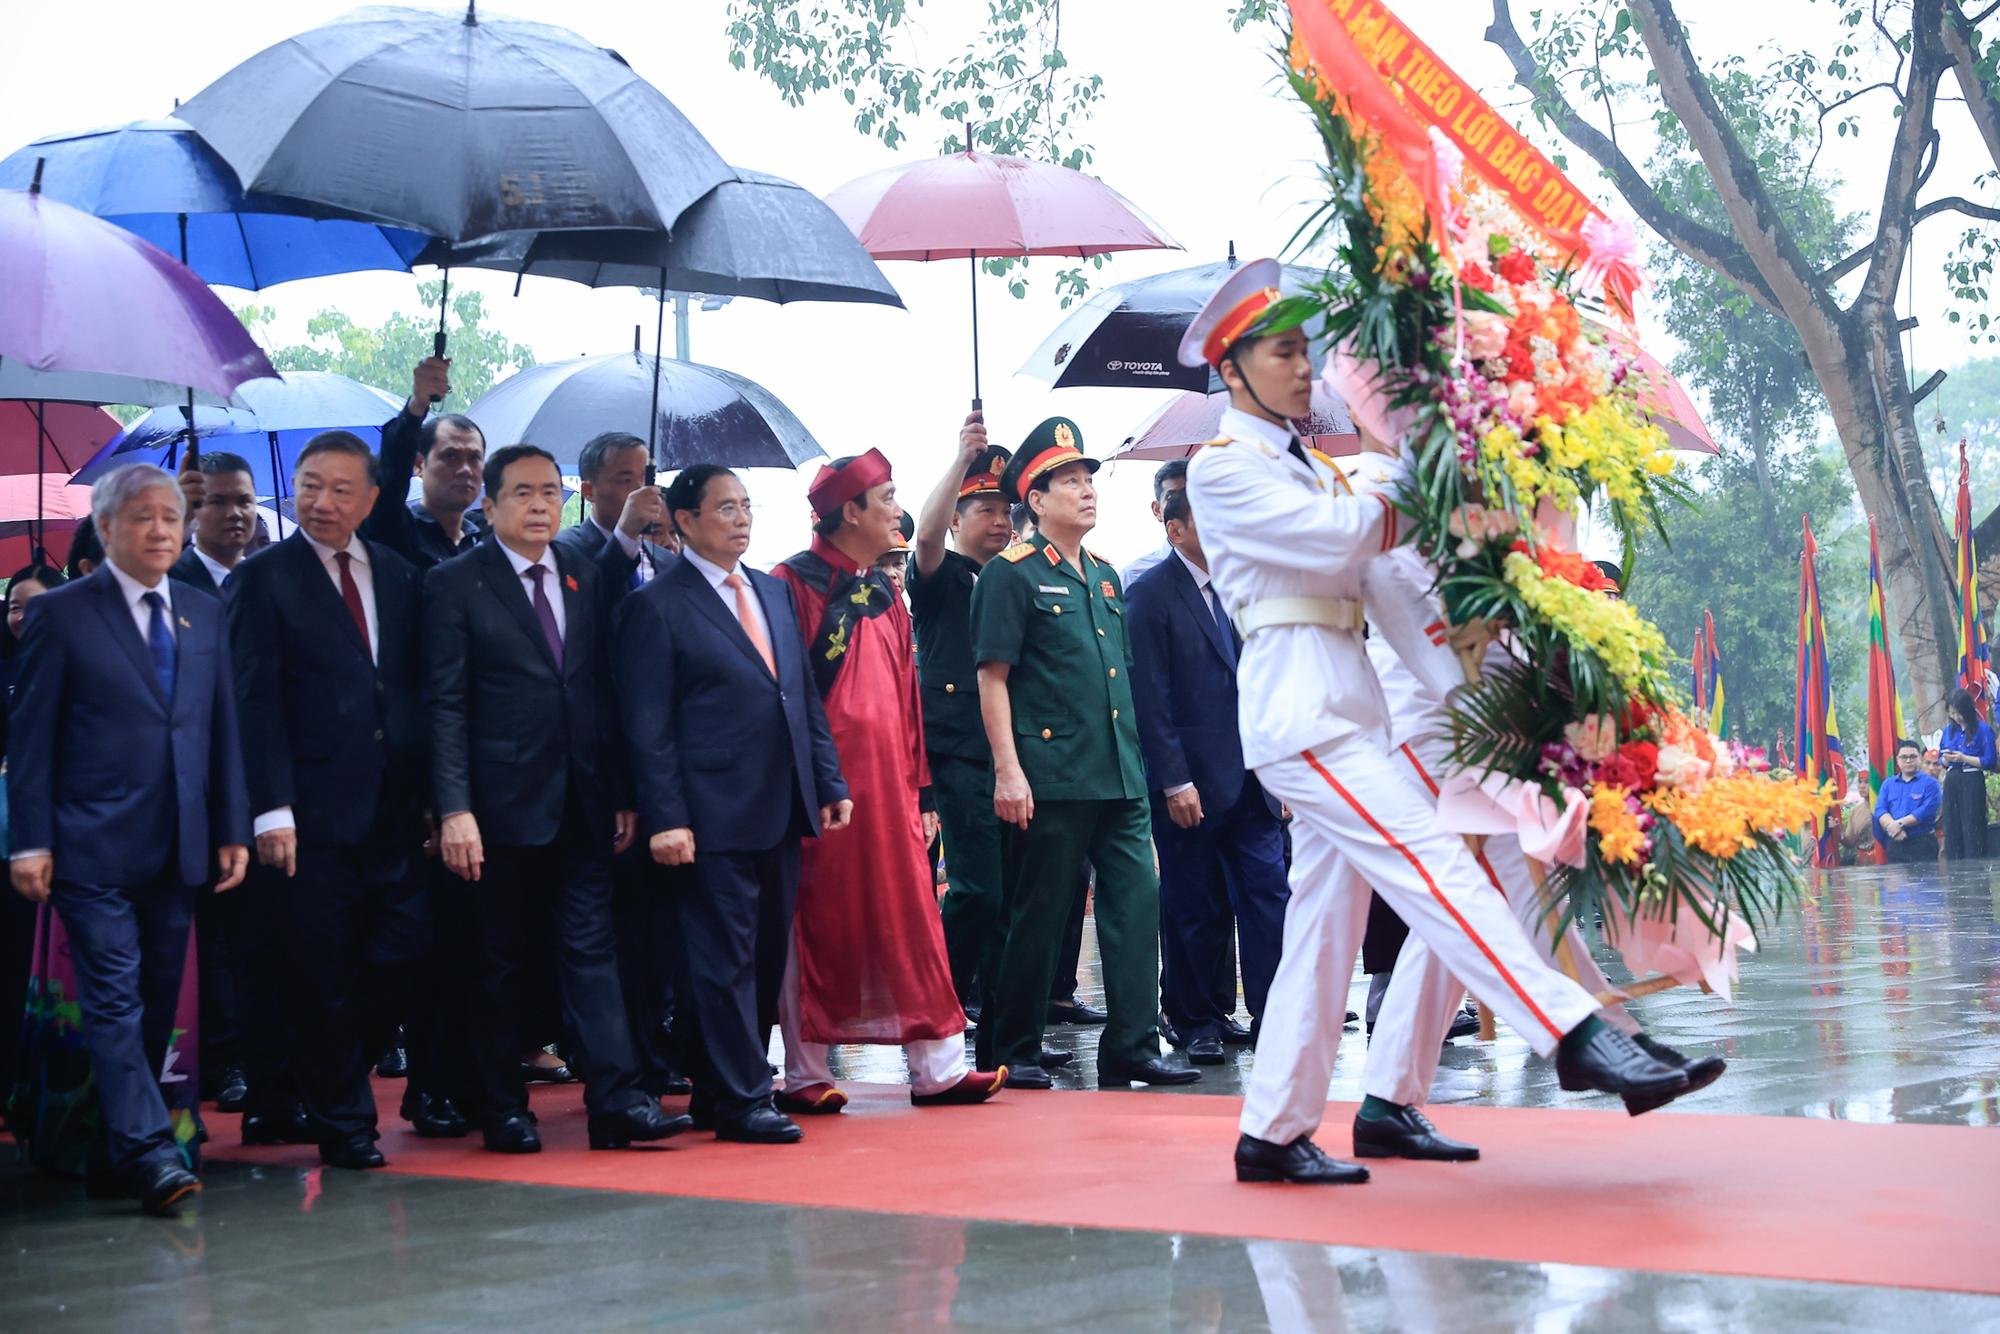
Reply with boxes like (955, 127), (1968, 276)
(807, 447), (893, 517)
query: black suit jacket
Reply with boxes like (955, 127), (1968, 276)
(169, 546), (224, 599)
(614, 556), (846, 853)
(6, 568), (250, 885)
(225, 532), (427, 848)
(551, 517), (679, 605)
(424, 538), (625, 847)
(362, 410), (486, 570)
(1125, 555), (1274, 819)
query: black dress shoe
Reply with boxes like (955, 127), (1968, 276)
(660, 1072), (694, 1096)
(1554, 1025), (1690, 1100)
(1099, 1056), (1202, 1087)
(133, 1160), (202, 1215)
(1353, 1106), (1480, 1161)
(1621, 1035), (1727, 1115)
(241, 1103), (315, 1145)
(482, 1113), (543, 1154)
(1219, 1018), (1255, 1046)
(214, 1065), (249, 1113)
(521, 1055), (578, 1085)
(1036, 1047), (1075, 1069)
(1187, 1036), (1227, 1065)
(320, 1137), (387, 1170)
(589, 1100), (695, 1149)
(1047, 997), (1109, 1025)
(374, 1043), (408, 1079)
(400, 1091), (470, 1138)
(1445, 1004), (1481, 1041)
(1004, 1064), (1053, 1089)
(1234, 1133), (1369, 1184)
(715, 1104), (803, 1144)
(1157, 1010), (1183, 1048)
(1345, 1010), (1359, 1027)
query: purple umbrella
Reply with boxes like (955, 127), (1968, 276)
(0, 163), (276, 408)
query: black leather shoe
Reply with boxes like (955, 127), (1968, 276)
(1621, 1034), (1727, 1115)
(133, 1160), (201, 1215)
(589, 1101), (695, 1149)
(1234, 1133), (1369, 1184)
(1099, 1057), (1202, 1087)
(715, 1104), (803, 1144)
(1219, 1018), (1254, 1046)
(320, 1137), (387, 1170)
(1047, 997), (1109, 1025)
(660, 1072), (694, 1096)
(521, 1055), (578, 1085)
(482, 1113), (543, 1154)
(1036, 1047), (1075, 1069)
(1445, 1004), (1481, 1041)
(241, 1103), (314, 1146)
(1345, 1010), (1359, 1027)
(374, 1042), (408, 1079)
(1004, 1064), (1053, 1089)
(1157, 1010), (1183, 1048)
(1187, 1036), (1227, 1065)
(1353, 1106), (1480, 1161)
(400, 1091), (469, 1138)
(1555, 1026), (1690, 1100)
(213, 1065), (249, 1113)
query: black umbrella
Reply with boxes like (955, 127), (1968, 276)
(464, 338), (823, 473)
(1017, 245), (1325, 394)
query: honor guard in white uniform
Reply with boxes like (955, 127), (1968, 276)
(1350, 500), (1727, 1118)
(1178, 259), (1693, 1186)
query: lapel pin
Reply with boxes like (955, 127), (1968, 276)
(178, 615), (192, 629)
(565, 574), (579, 593)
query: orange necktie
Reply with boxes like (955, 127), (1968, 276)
(723, 572), (778, 678)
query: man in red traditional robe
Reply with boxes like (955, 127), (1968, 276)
(772, 450), (1007, 1110)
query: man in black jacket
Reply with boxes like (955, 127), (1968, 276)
(615, 464), (850, 1145)
(226, 432), (445, 1168)
(426, 444), (685, 1154)
(365, 358), (486, 570)
(552, 431), (679, 592)
(169, 450), (258, 597)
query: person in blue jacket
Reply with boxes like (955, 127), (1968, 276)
(1937, 688), (1996, 861)
(1874, 738), (1943, 865)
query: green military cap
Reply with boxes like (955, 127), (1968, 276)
(959, 444), (1013, 499)
(1000, 417), (1098, 505)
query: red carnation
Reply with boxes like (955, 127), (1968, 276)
(1496, 250), (1538, 285)
(1595, 753), (1642, 790)
(1615, 740), (1659, 791)
(1459, 263), (1496, 292)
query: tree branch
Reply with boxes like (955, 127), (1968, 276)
(1859, 0), (1948, 309)
(1816, 195), (2000, 284)
(1484, 0), (1784, 313)
(1946, 1), (2000, 175)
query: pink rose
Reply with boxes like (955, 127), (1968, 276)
(1461, 311), (1509, 362)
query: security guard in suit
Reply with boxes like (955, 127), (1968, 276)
(968, 418), (1199, 1090)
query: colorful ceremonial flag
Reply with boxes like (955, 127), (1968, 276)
(1954, 438), (1992, 720)
(1703, 609), (1726, 737)
(1863, 515), (1909, 867)
(1691, 620), (1709, 716)
(1795, 514), (1846, 867)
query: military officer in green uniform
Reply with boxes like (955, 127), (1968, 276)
(909, 417), (1014, 1017)
(969, 417), (1200, 1090)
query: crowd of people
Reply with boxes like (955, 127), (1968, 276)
(9, 279), (1742, 1215)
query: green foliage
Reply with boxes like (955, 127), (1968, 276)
(1625, 443), (1868, 753)
(723, 0), (1114, 305)
(235, 282), (535, 414)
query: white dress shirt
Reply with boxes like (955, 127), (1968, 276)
(193, 545), (237, 590)
(681, 546), (772, 650)
(1160, 548), (1221, 800)
(498, 539), (566, 641)
(1122, 540), (1172, 587)
(256, 533), (381, 838)
(588, 514), (652, 585)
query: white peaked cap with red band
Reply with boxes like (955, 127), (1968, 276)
(1176, 257), (1283, 370)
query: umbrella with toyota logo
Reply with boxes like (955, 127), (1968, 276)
(1020, 245), (1324, 395)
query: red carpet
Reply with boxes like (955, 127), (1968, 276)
(208, 1080), (2000, 1296)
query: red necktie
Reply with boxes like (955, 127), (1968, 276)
(336, 550), (371, 656)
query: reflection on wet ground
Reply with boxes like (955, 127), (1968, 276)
(4, 862), (1996, 1330)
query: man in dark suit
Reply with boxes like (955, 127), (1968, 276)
(365, 357), (486, 570)
(170, 450), (258, 598)
(553, 431), (684, 1095)
(226, 431), (452, 1168)
(1125, 487), (1290, 1063)
(7, 463), (250, 1215)
(427, 444), (685, 1154)
(615, 463), (850, 1144)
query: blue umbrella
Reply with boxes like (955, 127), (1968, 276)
(71, 371), (402, 506)
(0, 118), (430, 291)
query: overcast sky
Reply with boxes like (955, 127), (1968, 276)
(3, 1), (1987, 567)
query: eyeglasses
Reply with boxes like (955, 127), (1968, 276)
(705, 501), (753, 520)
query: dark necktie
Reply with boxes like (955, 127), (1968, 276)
(528, 564), (565, 670)
(1207, 583), (1237, 660)
(142, 590), (176, 701)
(335, 550), (371, 657)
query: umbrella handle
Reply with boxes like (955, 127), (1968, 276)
(430, 269), (451, 404)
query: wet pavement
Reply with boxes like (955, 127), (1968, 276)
(5, 860), (1998, 1330)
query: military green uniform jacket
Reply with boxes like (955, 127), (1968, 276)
(908, 548), (990, 762)
(969, 533), (1147, 803)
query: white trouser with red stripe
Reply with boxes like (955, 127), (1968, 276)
(1363, 742), (1638, 1108)
(1239, 732), (1602, 1144)
(777, 938), (967, 1097)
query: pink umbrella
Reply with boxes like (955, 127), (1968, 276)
(0, 401), (121, 475)
(0, 473), (93, 536)
(1114, 386), (1359, 462)
(826, 149), (1179, 407)
(1595, 323), (1717, 455)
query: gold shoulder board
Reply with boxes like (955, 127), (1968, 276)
(999, 542), (1037, 563)
(1202, 435), (1234, 448)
